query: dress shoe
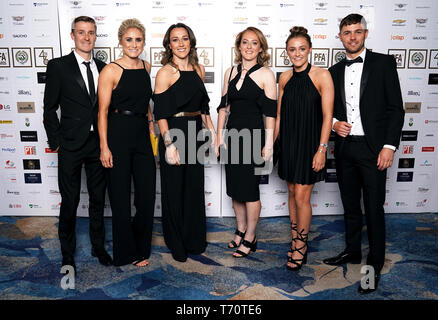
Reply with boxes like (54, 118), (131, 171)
(358, 273), (380, 294)
(323, 251), (362, 266)
(61, 256), (76, 274)
(91, 248), (113, 266)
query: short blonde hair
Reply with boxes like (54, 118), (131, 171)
(234, 27), (270, 67)
(118, 18), (145, 44)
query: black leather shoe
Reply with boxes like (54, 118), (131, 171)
(358, 273), (380, 294)
(323, 251), (362, 266)
(61, 256), (76, 274)
(91, 248), (113, 266)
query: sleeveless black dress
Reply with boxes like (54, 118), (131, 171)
(217, 64), (276, 202)
(278, 63), (325, 184)
(107, 61), (156, 266)
(153, 70), (210, 262)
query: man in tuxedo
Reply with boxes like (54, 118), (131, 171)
(43, 16), (113, 272)
(323, 14), (404, 293)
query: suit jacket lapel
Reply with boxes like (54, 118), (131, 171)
(339, 63), (347, 118)
(360, 49), (372, 101)
(68, 52), (90, 103)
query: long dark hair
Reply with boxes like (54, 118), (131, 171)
(161, 23), (199, 71)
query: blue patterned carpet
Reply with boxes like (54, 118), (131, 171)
(0, 213), (437, 300)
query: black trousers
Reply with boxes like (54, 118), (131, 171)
(335, 138), (387, 273)
(58, 131), (106, 259)
(107, 114), (156, 266)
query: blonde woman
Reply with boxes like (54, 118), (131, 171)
(98, 18), (155, 267)
(216, 27), (277, 258)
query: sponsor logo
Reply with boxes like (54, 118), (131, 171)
(12, 34), (27, 38)
(416, 18), (427, 27)
(391, 35), (404, 40)
(397, 172), (413, 182)
(412, 36), (427, 40)
(418, 187), (430, 192)
(425, 119), (438, 125)
(313, 34), (327, 40)
(17, 102), (35, 113)
(45, 147), (57, 153)
(407, 90), (420, 96)
(392, 19), (407, 26)
(7, 190), (20, 195)
(24, 173), (42, 183)
(429, 74), (438, 85)
(1, 147), (16, 153)
(9, 204), (22, 209)
(5, 160), (16, 169)
(402, 145), (414, 154)
(17, 89), (31, 96)
(20, 131), (38, 142)
(401, 130), (418, 141)
(395, 201), (409, 207)
(0, 104), (11, 111)
(0, 120), (13, 124)
(325, 172), (337, 183)
(420, 160), (432, 167)
(398, 158), (415, 168)
(24, 146), (36, 155)
(416, 199), (428, 207)
(405, 102), (421, 113)
(422, 147), (434, 152)
(23, 159), (40, 170)
(0, 133), (14, 140)
(37, 72), (47, 83)
(394, 3), (407, 11)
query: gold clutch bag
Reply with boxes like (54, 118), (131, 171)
(150, 133), (158, 156)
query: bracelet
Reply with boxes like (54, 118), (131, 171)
(148, 119), (154, 124)
(319, 143), (328, 148)
(318, 148), (325, 153)
(165, 142), (174, 148)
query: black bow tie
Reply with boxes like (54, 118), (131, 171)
(344, 56), (363, 67)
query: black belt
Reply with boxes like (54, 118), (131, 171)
(345, 135), (366, 142)
(111, 109), (146, 118)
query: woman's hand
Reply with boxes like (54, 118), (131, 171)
(165, 144), (180, 166)
(149, 121), (156, 135)
(215, 132), (226, 158)
(100, 147), (113, 168)
(312, 150), (326, 172)
(262, 144), (273, 162)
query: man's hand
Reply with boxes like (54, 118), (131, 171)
(333, 121), (352, 138)
(377, 148), (394, 171)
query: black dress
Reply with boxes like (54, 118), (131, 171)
(217, 64), (276, 202)
(153, 70), (210, 262)
(107, 61), (156, 266)
(278, 63), (325, 184)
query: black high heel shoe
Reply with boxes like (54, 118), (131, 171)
(228, 229), (246, 249)
(286, 229), (308, 271)
(287, 222), (298, 258)
(233, 237), (257, 258)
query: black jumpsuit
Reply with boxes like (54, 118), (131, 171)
(153, 70), (210, 262)
(107, 61), (156, 266)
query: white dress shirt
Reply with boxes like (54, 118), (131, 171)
(73, 50), (98, 131)
(333, 48), (395, 151)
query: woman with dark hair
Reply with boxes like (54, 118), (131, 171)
(98, 18), (155, 267)
(153, 23), (216, 262)
(274, 26), (333, 270)
(216, 27), (277, 258)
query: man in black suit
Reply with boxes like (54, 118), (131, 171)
(323, 14), (404, 294)
(43, 16), (113, 272)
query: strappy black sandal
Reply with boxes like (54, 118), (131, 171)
(228, 229), (246, 249)
(233, 237), (257, 258)
(286, 229), (308, 271)
(287, 222), (298, 257)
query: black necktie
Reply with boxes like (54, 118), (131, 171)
(83, 61), (96, 103)
(344, 56), (363, 67)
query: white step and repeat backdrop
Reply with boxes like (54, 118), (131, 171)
(1, 0), (437, 217)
